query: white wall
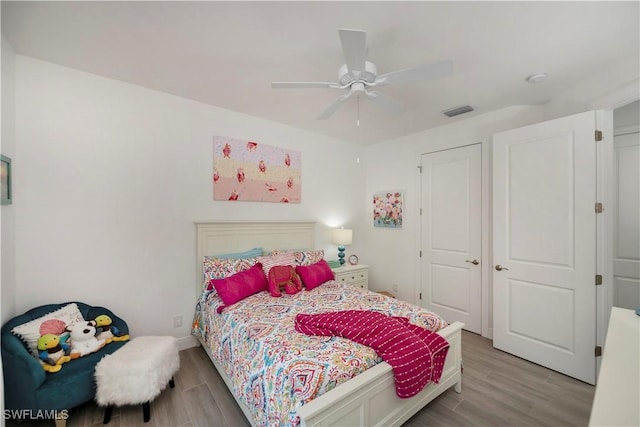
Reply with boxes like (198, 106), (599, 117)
(1, 33), (17, 427)
(12, 56), (366, 345)
(614, 100), (640, 132)
(364, 105), (545, 337)
(6, 50), (638, 346)
(364, 105), (547, 300)
(1, 35), (17, 325)
(544, 56), (639, 120)
(364, 58), (639, 338)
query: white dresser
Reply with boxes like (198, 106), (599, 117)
(588, 307), (640, 426)
(332, 264), (369, 290)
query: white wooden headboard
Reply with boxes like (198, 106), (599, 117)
(195, 221), (316, 297)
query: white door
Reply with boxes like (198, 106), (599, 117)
(420, 144), (482, 333)
(493, 111), (597, 384)
(613, 132), (640, 309)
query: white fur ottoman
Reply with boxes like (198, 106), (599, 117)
(95, 336), (180, 423)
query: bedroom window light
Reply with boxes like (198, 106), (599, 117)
(332, 228), (353, 265)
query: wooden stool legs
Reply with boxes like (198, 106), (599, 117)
(102, 376), (175, 424)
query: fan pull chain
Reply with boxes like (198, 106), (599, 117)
(357, 95), (360, 127)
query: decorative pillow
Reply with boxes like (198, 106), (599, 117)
(215, 247), (263, 260)
(210, 263), (268, 313)
(294, 250), (325, 266)
(296, 259), (335, 290)
(270, 250), (325, 266)
(270, 249), (303, 255)
(203, 256), (258, 291)
(256, 252), (296, 278)
(268, 265), (303, 297)
(11, 303), (86, 357)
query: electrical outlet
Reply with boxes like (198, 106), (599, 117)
(392, 284), (399, 292)
(173, 315), (183, 328)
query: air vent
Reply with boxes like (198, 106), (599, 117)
(442, 105), (474, 118)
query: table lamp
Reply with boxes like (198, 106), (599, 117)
(332, 228), (353, 265)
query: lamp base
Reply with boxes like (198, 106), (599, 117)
(337, 246), (346, 265)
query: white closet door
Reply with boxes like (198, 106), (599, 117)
(420, 144), (482, 333)
(493, 111), (597, 384)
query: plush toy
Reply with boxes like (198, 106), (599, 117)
(268, 265), (303, 297)
(94, 314), (129, 344)
(67, 321), (106, 358)
(37, 334), (72, 373)
(38, 318), (71, 344)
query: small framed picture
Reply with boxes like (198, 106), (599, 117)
(1, 155), (12, 205)
(373, 191), (403, 229)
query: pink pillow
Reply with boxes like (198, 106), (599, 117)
(256, 252), (296, 277)
(209, 263), (268, 313)
(296, 259), (335, 290)
(203, 257), (257, 294)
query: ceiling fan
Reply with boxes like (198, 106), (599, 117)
(271, 29), (453, 120)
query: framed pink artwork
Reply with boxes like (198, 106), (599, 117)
(373, 191), (403, 228)
(213, 136), (301, 203)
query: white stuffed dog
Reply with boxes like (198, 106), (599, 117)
(67, 321), (106, 357)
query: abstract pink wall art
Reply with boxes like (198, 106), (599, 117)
(373, 191), (403, 228)
(213, 136), (301, 203)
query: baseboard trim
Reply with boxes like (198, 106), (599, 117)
(176, 335), (199, 351)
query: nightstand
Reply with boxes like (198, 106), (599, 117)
(332, 264), (369, 290)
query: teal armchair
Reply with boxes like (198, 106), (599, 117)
(1, 302), (129, 425)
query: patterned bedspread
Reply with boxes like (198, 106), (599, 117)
(191, 282), (448, 426)
(295, 310), (450, 398)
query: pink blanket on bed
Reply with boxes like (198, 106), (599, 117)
(294, 310), (449, 398)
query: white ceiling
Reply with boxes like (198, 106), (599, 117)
(2, 1), (639, 144)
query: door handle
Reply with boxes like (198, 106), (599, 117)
(465, 259), (480, 265)
(495, 264), (509, 271)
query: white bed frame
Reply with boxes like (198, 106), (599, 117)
(195, 221), (464, 426)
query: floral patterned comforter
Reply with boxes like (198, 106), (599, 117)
(191, 282), (447, 426)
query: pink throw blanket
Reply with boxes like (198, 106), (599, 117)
(294, 310), (449, 398)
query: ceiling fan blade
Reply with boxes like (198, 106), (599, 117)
(317, 92), (353, 120)
(375, 60), (453, 87)
(365, 90), (405, 115)
(339, 29), (367, 73)
(272, 81), (340, 89)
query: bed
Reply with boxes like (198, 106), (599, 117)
(192, 221), (464, 426)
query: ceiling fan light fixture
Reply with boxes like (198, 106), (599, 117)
(338, 62), (377, 86)
(442, 105), (474, 118)
(351, 82), (366, 93)
(272, 29), (454, 120)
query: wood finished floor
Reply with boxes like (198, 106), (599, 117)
(7, 331), (595, 427)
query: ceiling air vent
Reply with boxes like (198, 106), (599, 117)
(442, 105), (474, 118)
